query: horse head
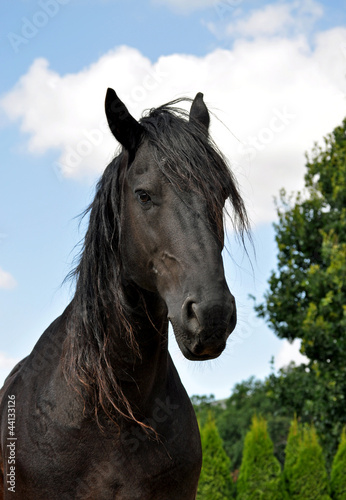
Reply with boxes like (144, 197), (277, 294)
(105, 88), (245, 361)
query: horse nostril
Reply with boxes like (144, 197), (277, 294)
(187, 301), (196, 320)
(182, 298), (200, 332)
(182, 295), (237, 334)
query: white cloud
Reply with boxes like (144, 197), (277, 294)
(0, 267), (16, 289)
(1, 6), (346, 226)
(226, 0), (323, 38)
(207, 0), (324, 39)
(228, 3), (295, 38)
(275, 339), (309, 369)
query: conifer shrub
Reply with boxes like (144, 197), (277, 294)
(330, 427), (346, 500)
(236, 415), (285, 499)
(197, 414), (234, 500)
(284, 415), (302, 495)
(288, 424), (331, 499)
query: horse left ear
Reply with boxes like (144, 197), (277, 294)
(189, 92), (210, 133)
(105, 88), (144, 151)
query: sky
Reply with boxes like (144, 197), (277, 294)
(0, 0), (345, 399)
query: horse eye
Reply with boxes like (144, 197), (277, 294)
(137, 191), (151, 204)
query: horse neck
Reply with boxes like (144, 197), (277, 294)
(110, 286), (170, 403)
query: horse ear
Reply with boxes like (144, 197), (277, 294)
(189, 92), (210, 133)
(105, 88), (144, 151)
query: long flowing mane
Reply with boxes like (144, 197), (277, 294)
(141, 98), (249, 240)
(62, 98), (250, 428)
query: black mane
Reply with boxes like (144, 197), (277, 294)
(140, 99), (249, 240)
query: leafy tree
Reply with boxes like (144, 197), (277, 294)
(197, 414), (234, 500)
(236, 415), (284, 499)
(330, 427), (346, 499)
(255, 118), (346, 463)
(289, 424), (331, 499)
(192, 394), (225, 429)
(264, 362), (320, 423)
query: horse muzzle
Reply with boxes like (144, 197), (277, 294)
(169, 290), (237, 361)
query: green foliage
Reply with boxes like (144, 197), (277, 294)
(193, 374), (298, 472)
(283, 415), (302, 493)
(237, 415), (285, 499)
(216, 377), (274, 470)
(192, 394), (225, 429)
(288, 424), (331, 499)
(193, 376), (293, 471)
(330, 427), (346, 499)
(197, 414), (234, 500)
(255, 117), (346, 464)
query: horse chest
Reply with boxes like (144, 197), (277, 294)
(76, 430), (201, 500)
(74, 402), (201, 499)
(11, 389), (201, 499)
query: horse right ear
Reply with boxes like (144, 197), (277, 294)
(105, 88), (144, 151)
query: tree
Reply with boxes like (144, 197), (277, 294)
(255, 118), (346, 463)
(288, 424), (331, 499)
(283, 415), (302, 495)
(236, 415), (284, 499)
(192, 394), (225, 429)
(197, 414), (234, 500)
(216, 377), (273, 470)
(193, 375), (295, 472)
(330, 427), (346, 499)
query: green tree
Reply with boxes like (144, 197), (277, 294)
(192, 376), (294, 472)
(216, 377), (273, 470)
(237, 415), (284, 499)
(283, 415), (302, 495)
(330, 427), (346, 499)
(192, 394), (225, 429)
(197, 414), (234, 500)
(255, 118), (346, 463)
(289, 424), (331, 499)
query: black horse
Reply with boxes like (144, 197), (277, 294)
(0, 89), (249, 499)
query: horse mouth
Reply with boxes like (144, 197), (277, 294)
(180, 341), (226, 361)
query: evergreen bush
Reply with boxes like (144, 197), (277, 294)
(283, 415), (302, 495)
(197, 414), (234, 500)
(330, 427), (346, 499)
(236, 415), (284, 499)
(289, 424), (331, 499)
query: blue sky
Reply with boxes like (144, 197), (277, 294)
(0, 0), (345, 398)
